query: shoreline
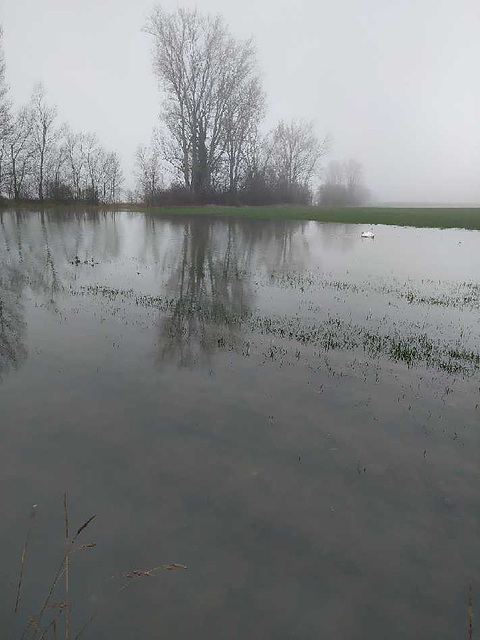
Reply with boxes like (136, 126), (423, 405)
(2, 201), (480, 230)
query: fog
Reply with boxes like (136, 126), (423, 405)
(2, 0), (479, 203)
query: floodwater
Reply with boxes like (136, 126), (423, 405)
(1, 208), (479, 640)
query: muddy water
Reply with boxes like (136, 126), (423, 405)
(1, 208), (479, 640)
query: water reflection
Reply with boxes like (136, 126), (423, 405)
(154, 217), (309, 366)
(0, 264), (27, 380)
(1, 208), (480, 640)
(0, 209), (312, 377)
(0, 209), (114, 380)
(319, 222), (359, 250)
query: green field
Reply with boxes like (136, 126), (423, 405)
(3, 201), (480, 230)
(139, 205), (480, 229)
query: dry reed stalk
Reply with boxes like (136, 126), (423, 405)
(15, 496), (185, 640)
(25, 499), (96, 640)
(25, 558), (66, 640)
(114, 563), (187, 591)
(6, 506), (37, 640)
(64, 493), (70, 640)
(72, 516), (96, 543)
(468, 585), (473, 640)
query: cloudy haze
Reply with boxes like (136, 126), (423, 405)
(2, 0), (479, 202)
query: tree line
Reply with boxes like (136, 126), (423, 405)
(134, 7), (331, 206)
(0, 10), (369, 207)
(0, 28), (123, 204)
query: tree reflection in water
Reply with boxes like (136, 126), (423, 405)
(0, 208), (311, 375)
(0, 213), (27, 380)
(155, 217), (309, 367)
(0, 208), (122, 381)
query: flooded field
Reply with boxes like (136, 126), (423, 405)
(1, 208), (479, 640)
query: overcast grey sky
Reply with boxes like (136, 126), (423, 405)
(2, 0), (479, 202)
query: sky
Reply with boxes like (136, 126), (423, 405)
(1, 0), (479, 203)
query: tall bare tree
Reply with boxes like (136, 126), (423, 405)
(83, 132), (103, 202)
(101, 151), (123, 203)
(7, 106), (34, 199)
(45, 131), (68, 200)
(0, 27), (10, 142)
(223, 75), (265, 195)
(30, 83), (58, 200)
(145, 6), (263, 196)
(64, 128), (85, 200)
(0, 26), (11, 197)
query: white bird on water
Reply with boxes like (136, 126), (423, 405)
(361, 229), (375, 238)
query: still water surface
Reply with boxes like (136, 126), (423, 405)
(1, 209), (479, 639)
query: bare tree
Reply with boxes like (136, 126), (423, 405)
(145, 6), (263, 197)
(0, 26), (10, 143)
(0, 138), (6, 197)
(82, 132), (103, 202)
(102, 151), (123, 203)
(32, 124), (121, 203)
(45, 135), (69, 200)
(240, 130), (276, 203)
(64, 127), (85, 200)
(223, 75), (265, 195)
(269, 120), (327, 198)
(135, 135), (162, 204)
(30, 83), (58, 200)
(6, 106), (35, 199)
(0, 26), (11, 197)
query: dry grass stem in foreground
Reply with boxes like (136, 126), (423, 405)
(468, 585), (473, 640)
(8, 495), (185, 640)
(113, 563), (187, 591)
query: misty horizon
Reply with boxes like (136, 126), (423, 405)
(1, 0), (479, 203)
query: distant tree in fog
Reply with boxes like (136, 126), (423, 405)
(268, 120), (328, 203)
(135, 134), (163, 205)
(318, 159), (370, 206)
(323, 160), (344, 186)
(344, 158), (363, 192)
(145, 6), (264, 197)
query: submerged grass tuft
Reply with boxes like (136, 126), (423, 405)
(80, 284), (480, 377)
